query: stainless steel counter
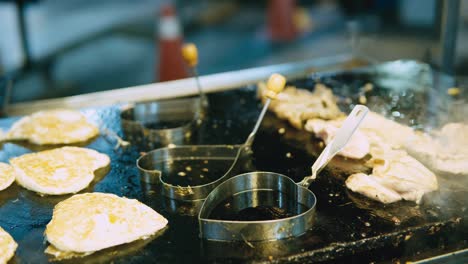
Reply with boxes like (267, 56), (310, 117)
(4, 54), (366, 116)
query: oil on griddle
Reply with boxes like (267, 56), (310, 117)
(0, 62), (466, 263)
(157, 158), (236, 186)
(209, 190), (310, 221)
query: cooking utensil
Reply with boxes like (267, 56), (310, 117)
(120, 97), (203, 150)
(137, 73), (287, 201)
(121, 44), (207, 150)
(182, 43), (208, 108)
(198, 105), (369, 241)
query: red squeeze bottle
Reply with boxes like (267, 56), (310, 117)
(268, 0), (297, 41)
(157, 4), (187, 82)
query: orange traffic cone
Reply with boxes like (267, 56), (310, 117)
(268, 0), (297, 41)
(157, 4), (187, 82)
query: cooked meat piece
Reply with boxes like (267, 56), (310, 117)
(259, 81), (440, 204)
(304, 118), (370, 159)
(346, 144), (438, 204)
(274, 103), (308, 129)
(406, 123), (468, 176)
(346, 173), (402, 204)
(371, 148), (438, 197)
(359, 111), (415, 149)
(258, 83), (344, 129)
(300, 84), (344, 120)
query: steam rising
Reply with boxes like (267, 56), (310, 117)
(360, 69), (468, 216)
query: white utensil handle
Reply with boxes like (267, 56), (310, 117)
(299, 105), (369, 187)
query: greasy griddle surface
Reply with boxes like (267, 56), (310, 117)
(0, 63), (467, 263)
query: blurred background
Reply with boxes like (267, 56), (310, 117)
(0, 0), (467, 104)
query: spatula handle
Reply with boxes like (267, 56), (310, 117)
(299, 105), (369, 187)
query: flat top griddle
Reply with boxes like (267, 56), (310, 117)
(0, 61), (467, 263)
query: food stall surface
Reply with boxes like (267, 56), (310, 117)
(0, 61), (466, 263)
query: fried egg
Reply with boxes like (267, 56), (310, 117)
(10, 147), (110, 195)
(45, 193), (168, 255)
(0, 226), (17, 264)
(0, 163), (15, 192)
(6, 109), (99, 145)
